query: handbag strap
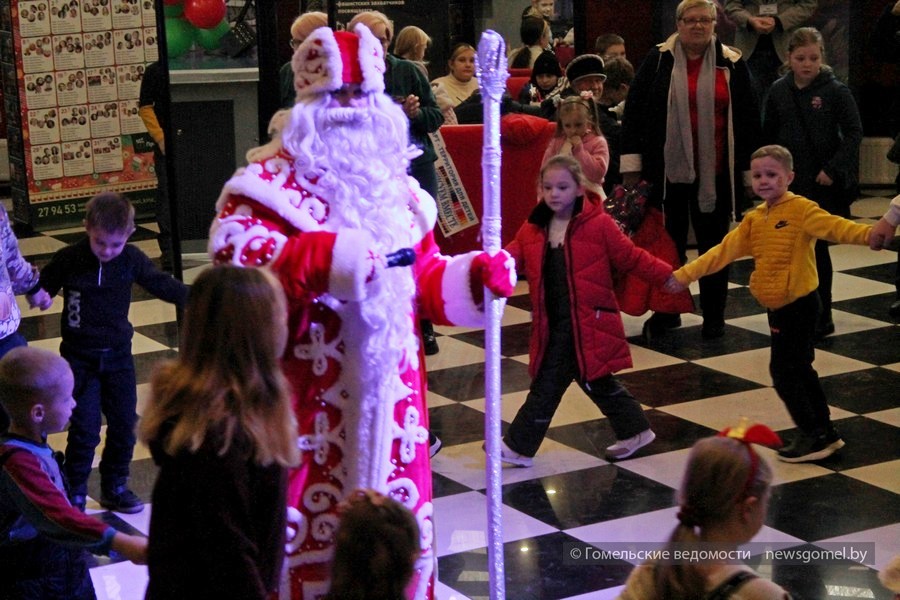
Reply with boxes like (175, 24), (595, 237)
(705, 570), (759, 600)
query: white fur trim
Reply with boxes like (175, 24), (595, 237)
(352, 23), (386, 95)
(219, 165), (330, 233)
(329, 229), (376, 301)
(406, 177), (437, 242)
(293, 25), (386, 100)
(441, 251), (484, 327)
(293, 27), (344, 99)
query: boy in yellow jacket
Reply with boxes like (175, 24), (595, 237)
(666, 145), (873, 463)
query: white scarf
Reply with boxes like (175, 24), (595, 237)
(664, 36), (718, 213)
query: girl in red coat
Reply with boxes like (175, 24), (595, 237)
(502, 156), (678, 465)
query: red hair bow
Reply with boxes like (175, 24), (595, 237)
(718, 417), (783, 449)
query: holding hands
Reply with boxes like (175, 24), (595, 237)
(748, 15), (776, 34)
(663, 273), (687, 294)
(815, 170), (834, 186)
(869, 217), (898, 250)
(26, 288), (53, 310)
(400, 94), (421, 119)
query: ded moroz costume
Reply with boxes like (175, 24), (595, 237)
(209, 24), (514, 600)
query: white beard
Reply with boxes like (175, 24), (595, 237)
(283, 93), (423, 395)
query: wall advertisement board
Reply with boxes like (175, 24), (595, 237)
(0, 0), (159, 230)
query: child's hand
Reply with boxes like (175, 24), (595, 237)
(111, 532), (148, 564)
(663, 274), (686, 294)
(870, 217), (897, 250)
(568, 135), (583, 148)
(815, 170), (833, 186)
(26, 288), (53, 310)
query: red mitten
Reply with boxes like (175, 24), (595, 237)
(471, 250), (516, 299)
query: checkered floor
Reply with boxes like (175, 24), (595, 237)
(9, 192), (900, 599)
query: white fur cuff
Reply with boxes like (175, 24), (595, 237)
(441, 251), (483, 328)
(329, 229), (375, 301)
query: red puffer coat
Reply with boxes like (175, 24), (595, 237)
(506, 194), (673, 381)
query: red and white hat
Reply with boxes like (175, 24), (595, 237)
(292, 23), (386, 99)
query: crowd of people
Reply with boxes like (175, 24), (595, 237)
(1, 1), (898, 599)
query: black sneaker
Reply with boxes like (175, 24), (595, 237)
(777, 432), (844, 463)
(428, 432), (442, 458)
(701, 320), (726, 340)
(100, 485), (144, 514)
(642, 313), (682, 340)
(423, 331), (440, 356)
(889, 299), (900, 320)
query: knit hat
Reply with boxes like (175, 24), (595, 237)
(532, 50), (563, 78)
(293, 24), (386, 99)
(565, 53), (606, 85)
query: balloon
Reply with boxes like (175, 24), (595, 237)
(164, 5), (184, 17)
(184, 0), (227, 29)
(195, 17), (230, 51)
(165, 17), (195, 58)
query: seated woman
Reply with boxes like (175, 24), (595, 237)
(508, 16), (551, 69)
(431, 43), (479, 107)
(395, 26), (458, 125)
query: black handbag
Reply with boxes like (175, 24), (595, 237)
(219, 0), (256, 58)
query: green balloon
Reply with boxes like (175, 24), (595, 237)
(164, 5), (184, 18)
(195, 18), (231, 51)
(165, 17), (195, 58)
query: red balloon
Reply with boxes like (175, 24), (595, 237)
(183, 0), (226, 29)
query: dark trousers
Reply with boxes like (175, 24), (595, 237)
(0, 537), (96, 600)
(0, 333), (27, 433)
(809, 182), (850, 323)
(61, 342), (137, 496)
(153, 148), (172, 265)
(768, 291), (832, 437)
(814, 240), (834, 321)
(663, 177), (733, 326)
(505, 323), (650, 457)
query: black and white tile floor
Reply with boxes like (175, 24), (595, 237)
(9, 192), (900, 599)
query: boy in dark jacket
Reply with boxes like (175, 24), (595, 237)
(37, 192), (188, 514)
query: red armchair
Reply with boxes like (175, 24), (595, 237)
(433, 114), (555, 254)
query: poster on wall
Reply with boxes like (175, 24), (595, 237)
(0, 0), (157, 230)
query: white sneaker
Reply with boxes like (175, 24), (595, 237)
(499, 440), (533, 467)
(606, 429), (656, 460)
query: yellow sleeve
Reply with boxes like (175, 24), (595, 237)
(674, 219), (751, 284)
(802, 203), (871, 246)
(138, 105), (164, 147)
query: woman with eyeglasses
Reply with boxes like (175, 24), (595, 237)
(621, 0), (760, 341)
(279, 12), (328, 108)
